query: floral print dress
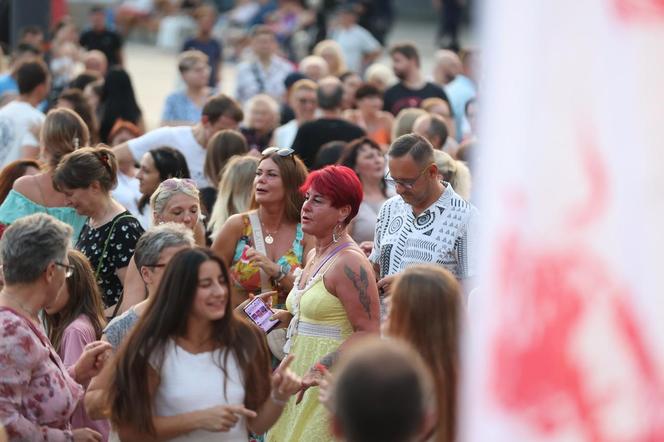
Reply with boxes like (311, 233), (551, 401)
(0, 307), (83, 441)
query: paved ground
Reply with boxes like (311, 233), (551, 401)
(124, 16), (474, 129)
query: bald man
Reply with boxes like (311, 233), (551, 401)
(413, 114), (459, 157)
(83, 50), (108, 76)
(432, 49), (476, 142)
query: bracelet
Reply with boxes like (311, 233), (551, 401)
(270, 391), (288, 406)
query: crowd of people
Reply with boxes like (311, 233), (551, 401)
(0, 1), (478, 441)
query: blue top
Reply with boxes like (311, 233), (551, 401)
(161, 90), (206, 124)
(0, 190), (87, 242)
(182, 37), (223, 88)
(0, 74), (16, 97)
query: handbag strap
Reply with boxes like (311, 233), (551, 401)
(94, 214), (133, 320)
(248, 211), (272, 293)
(94, 214), (133, 279)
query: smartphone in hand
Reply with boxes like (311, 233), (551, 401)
(243, 297), (280, 333)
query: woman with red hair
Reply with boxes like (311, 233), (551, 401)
(266, 165), (380, 442)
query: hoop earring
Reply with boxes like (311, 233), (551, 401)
(332, 224), (342, 243)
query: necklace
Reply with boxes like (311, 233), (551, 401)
(260, 215), (282, 245)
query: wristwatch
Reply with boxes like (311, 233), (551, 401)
(274, 264), (289, 282)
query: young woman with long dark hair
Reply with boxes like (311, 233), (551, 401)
(98, 248), (302, 441)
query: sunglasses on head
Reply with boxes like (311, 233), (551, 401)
(261, 147), (295, 158)
(160, 178), (197, 190)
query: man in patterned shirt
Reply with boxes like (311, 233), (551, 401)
(369, 134), (478, 295)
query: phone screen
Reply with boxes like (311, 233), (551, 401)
(243, 297), (280, 334)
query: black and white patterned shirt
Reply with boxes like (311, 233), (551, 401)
(369, 183), (478, 280)
(76, 211), (144, 308)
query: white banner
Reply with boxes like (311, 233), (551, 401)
(462, 0), (664, 440)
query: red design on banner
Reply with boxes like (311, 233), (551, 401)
(613, 0), (664, 21)
(489, 137), (664, 439)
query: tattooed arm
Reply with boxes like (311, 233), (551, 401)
(294, 250), (380, 403)
(326, 248), (381, 335)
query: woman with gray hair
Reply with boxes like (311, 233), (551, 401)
(103, 222), (195, 350)
(0, 213), (111, 441)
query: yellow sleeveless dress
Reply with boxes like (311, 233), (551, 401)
(266, 265), (353, 442)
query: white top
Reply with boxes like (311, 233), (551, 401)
(127, 126), (210, 188)
(0, 101), (45, 167)
(152, 340), (248, 442)
(273, 119), (298, 149)
(330, 24), (381, 74)
(369, 183), (479, 280)
(112, 171), (145, 223)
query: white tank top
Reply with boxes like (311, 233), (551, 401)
(152, 339), (249, 442)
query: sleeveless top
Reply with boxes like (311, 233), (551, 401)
(0, 189), (87, 241)
(151, 339), (248, 442)
(229, 214), (304, 301)
(267, 251), (353, 442)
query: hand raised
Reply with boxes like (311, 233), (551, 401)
(271, 354), (302, 403)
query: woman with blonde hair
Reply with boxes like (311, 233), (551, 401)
(364, 62), (396, 92)
(208, 155), (258, 240)
(313, 40), (347, 77)
(384, 264), (462, 442)
(0, 108), (89, 239)
(117, 177), (206, 315)
(433, 150), (472, 201)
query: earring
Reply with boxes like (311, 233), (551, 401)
(332, 224), (342, 243)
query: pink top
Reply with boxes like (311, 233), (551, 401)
(0, 307), (82, 441)
(58, 315), (110, 441)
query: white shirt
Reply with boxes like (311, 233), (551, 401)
(273, 119), (299, 149)
(127, 126), (210, 188)
(112, 171), (144, 221)
(369, 183), (479, 280)
(330, 24), (381, 74)
(0, 101), (45, 167)
(234, 55), (294, 104)
(152, 340), (248, 442)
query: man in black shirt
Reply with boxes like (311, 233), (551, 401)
(79, 6), (123, 67)
(291, 76), (365, 169)
(383, 42), (449, 116)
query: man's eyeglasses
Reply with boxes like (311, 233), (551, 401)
(262, 147), (295, 158)
(385, 164), (433, 190)
(55, 261), (75, 278)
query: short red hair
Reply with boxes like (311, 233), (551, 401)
(300, 165), (363, 225)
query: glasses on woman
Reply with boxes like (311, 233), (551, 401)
(261, 147), (295, 158)
(54, 261), (75, 278)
